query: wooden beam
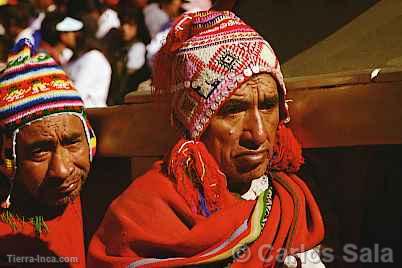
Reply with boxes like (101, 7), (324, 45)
(89, 68), (402, 157)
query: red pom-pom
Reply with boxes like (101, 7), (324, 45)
(168, 139), (227, 215)
(271, 122), (304, 173)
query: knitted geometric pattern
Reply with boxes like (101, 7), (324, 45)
(0, 39), (96, 188)
(153, 11), (289, 140)
(0, 39), (84, 132)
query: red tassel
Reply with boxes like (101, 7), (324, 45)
(168, 139), (227, 215)
(271, 122), (304, 173)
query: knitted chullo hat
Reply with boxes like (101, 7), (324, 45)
(0, 39), (96, 208)
(153, 10), (289, 140)
(153, 11), (303, 216)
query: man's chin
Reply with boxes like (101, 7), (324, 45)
(228, 166), (269, 194)
(42, 187), (81, 207)
(237, 161), (269, 179)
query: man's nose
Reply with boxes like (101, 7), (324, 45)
(240, 109), (267, 150)
(47, 147), (73, 181)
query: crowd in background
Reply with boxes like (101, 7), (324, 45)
(0, 0), (212, 107)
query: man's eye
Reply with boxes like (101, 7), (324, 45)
(259, 100), (278, 111)
(30, 148), (48, 159)
(64, 137), (82, 146)
(219, 104), (245, 116)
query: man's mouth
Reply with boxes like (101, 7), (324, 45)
(234, 150), (268, 172)
(58, 178), (80, 194)
(53, 180), (81, 205)
(39, 177), (82, 205)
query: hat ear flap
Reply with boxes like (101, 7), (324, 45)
(85, 119), (97, 161)
(0, 134), (16, 179)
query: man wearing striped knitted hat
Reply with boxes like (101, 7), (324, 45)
(0, 39), (96, 268)
(89, 11), (325, 268)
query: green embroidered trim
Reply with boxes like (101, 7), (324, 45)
(0, 210), (18, 231)
(0, 210), (49, 235)
(260, 184), (274, 228)
(7, 55), (29, 68)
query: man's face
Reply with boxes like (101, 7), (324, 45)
(201, 74), (279, 193)
(15, 114), (90, 207)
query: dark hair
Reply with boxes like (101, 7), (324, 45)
(40, 12), (65, 46)
(0, 3), (36, 29)
(118, 7), (151, 44)
(158, 0), (179, 5)
(71, 15), (106, 60)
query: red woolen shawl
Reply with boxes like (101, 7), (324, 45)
(88, 161), (323, 268)
(88, 125), (323, 267)
(0, 198), (86, 268)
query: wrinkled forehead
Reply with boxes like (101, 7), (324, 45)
(231, 73), (279, 98)
(17, 114), (86, 143)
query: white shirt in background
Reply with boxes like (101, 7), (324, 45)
(30, 12), (46, 32)
(66, 50), (111, 108)
(0, 24), (5, 35)
(146, 28), (169, 66)
(60, 48), (74, 65)
(127, 42), (146, 71)
(143, 3), (169, 38)
(96, 8), (120, 39)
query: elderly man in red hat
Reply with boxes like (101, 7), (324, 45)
(0, 39), (96, 268)
(89, 11), (325, 268)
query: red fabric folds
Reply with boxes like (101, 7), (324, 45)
(167, 124), (304, 216)
(0, 198), (86, 268)
(168, 140), (228, 215)
(88, 162), (324, 268)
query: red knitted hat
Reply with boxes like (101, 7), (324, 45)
(153, 11), (289, 140)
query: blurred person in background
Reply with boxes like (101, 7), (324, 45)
(160, 0), (182, 22)
(65, 17), (112, 108)
(30, 0), (68, 49)
(95, 0), (121, 39)
(0, 36), (7, 70)
(40, 12), (83, 64)
(118, 0), (149, 10)
(107, 7), (151, 105)
(0, 3), (9, 69)
(0, 2), (37, 48)
(30, 0), (57, 32)
(143, 0), (182, 38)
(181, 0), (211, 12)
(146, 0), (210, 67)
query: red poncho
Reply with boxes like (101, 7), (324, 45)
(0, 198), (86, 268)
(88, 154), (324, 267)
(89, 124), (324, 267)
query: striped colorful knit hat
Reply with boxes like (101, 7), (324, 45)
(0, 39), (96, 206)
(153, 10), (289, 140)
